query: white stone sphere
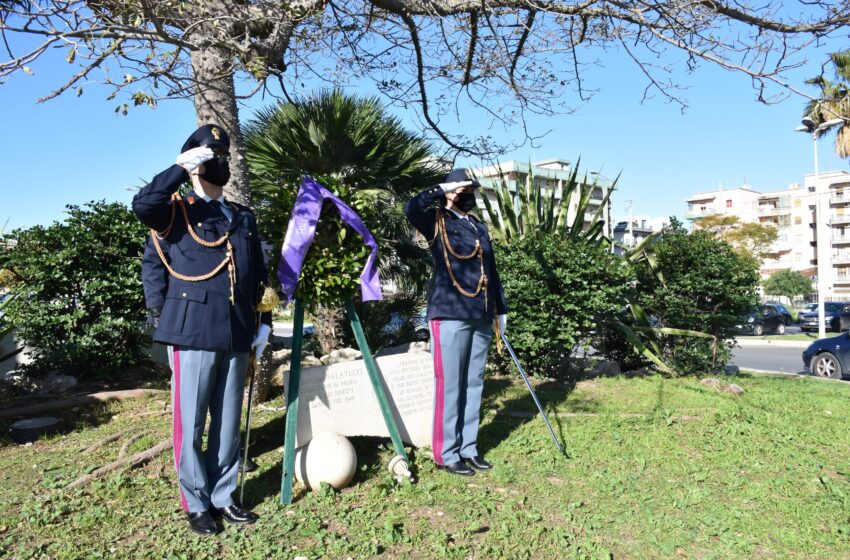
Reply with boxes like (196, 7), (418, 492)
(294, 432), (357, 490)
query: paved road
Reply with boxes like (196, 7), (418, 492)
(730, 345), (806, 374)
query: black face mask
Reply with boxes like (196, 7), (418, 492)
(455, 192), (477, 213)
(201, 156), (231, 187)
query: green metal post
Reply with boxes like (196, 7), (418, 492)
(280, 299), (305, 505)
(345, 299), (408, 460)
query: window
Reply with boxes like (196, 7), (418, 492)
(794, 198), (802, 208)
(795, 216), (802, 225)
(726, 199), (733, 208)
(809, 186), (816, 192)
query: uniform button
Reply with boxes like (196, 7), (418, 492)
(182, 292), (187, 298)
(197, 222), (202, 227)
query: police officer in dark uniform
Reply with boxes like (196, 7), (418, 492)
(404, 169), (508, 476)
(133, 124), (272, 535)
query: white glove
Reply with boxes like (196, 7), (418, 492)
(251, 323), (272, 357)
(439, 180), (474, 193)
(175, 146), (214, 173)
(497, 314), (507, 335)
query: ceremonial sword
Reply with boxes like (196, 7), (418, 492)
(500, 332), (564, 454)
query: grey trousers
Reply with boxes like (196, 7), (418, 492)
(429, 318), (493, 465)
(167, 346), (248, 513)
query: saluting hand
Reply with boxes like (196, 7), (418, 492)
(176, 146), (214, 173)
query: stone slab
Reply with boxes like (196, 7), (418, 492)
(283, 349), (434, 448)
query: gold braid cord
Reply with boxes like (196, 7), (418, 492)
(151, 194), (237, 304)
(429, 209), (488, 311)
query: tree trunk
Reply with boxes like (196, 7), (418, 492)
(189, 47), (250, 206)
(189, 46), (276, 399)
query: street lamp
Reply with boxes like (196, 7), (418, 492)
(796, 117), (845, 339)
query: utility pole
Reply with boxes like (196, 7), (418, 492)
(625, 199), (634, 248)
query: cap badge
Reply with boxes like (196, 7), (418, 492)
(211, 127), (221, 140)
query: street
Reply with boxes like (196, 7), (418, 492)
(730, 345), (807, 374)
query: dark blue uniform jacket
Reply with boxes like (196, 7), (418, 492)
(405, 185), (507, 321)
(133, 164), (271, 352)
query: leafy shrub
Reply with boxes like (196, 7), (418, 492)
(0, 202), (150, 376)
(633, 220), (760, 374)
(494, 235), (631, 379)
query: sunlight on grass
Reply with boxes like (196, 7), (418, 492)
(1, 373), (849, 559)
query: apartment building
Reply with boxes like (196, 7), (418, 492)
(612, 216), (669, 255)
(685, 170), (850, 298)
(472, 158), (612, 234)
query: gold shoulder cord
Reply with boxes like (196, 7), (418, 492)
(150, 193), (237, 304)
(428, 208), (488, 312)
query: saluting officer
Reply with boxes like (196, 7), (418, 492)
(404, 168), (508, 476)
(133, 124), (272, 535)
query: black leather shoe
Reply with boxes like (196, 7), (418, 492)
(187, 511), (219, 536)
(464, 456), (492, 471)
(211, 504), (258, 525)
(442, 461), (475, 476)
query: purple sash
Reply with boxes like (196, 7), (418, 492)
(277, 177), (382, 303)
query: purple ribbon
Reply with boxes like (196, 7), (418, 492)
(277, 176), (382, 304)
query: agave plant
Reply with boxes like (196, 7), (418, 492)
(610, 228), (719, 375)
(478, 159), (617, 245)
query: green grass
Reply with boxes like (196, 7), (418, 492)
(2, 372), (850, 559)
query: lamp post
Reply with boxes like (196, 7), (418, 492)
(796, 117), (845, 338)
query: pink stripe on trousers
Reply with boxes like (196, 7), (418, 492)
(172, 346), (188, 512)
(430, 320), (446, 465)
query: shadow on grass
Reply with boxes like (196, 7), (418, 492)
(0, 361), (170, 449)
(478, 375), (576, 458)
(243, 408), (414, 507)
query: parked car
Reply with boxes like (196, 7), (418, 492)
(733, 305), (786, 336)
(764, 303), (793, 326)
(802, 332), (850, 379)
(797, 303), (817, 322)
(799, 301), (850, 332)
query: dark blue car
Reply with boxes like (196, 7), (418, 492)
(802, 333), (850, 379)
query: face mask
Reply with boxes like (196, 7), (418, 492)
(201, 156), (230, 187)
(455, 192), (477, 213)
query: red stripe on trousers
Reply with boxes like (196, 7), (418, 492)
(430, 320), (446, 465)
(172, 346), (188, 512)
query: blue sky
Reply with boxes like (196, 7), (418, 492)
(1, 31), (847, 232)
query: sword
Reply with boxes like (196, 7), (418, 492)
(239, 348), (257, 504)
(500, 332), (564, 454)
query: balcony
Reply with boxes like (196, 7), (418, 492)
(757, 206), (792, 217)
(686, 210), (716, 220)
(834, 254), (850, 265)
(830, 193), (850, 205)
(834, 235), (850, 245)
(836, 275), (850, 284)
(830, 215), (850, 226)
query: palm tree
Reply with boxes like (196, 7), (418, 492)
(804, 50), (850, 158)
(243, 90), (444, 353)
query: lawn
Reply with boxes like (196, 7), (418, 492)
(1, 371), (849, 559)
